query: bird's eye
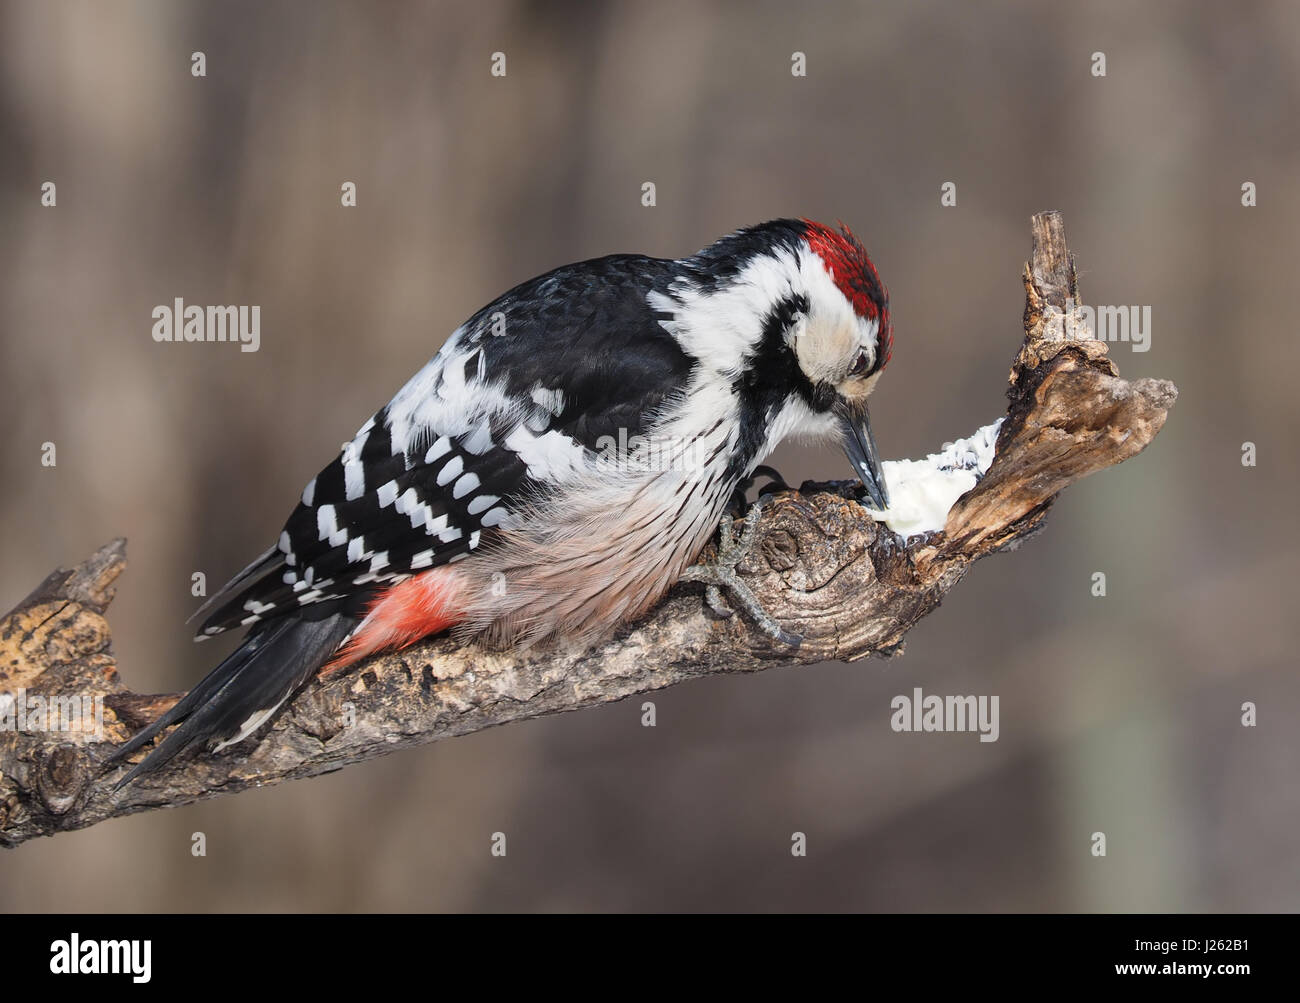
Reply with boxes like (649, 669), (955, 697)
(849, 350), (870, 376)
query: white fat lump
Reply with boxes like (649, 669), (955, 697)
(869, 419), (1003, 539)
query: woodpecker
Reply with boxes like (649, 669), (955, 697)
(108, 218), (893, 786)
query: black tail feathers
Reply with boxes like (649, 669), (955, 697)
(106, 610), (356, 789)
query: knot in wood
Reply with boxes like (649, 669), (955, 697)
(36, 743), (88, 815)
(760, 529), (800, 572)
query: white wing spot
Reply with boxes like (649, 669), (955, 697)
(460, 418), (493, 455)
(452, 472), (480, 499)
(344, 456), (365, 500)
(530, 385), (565, 415)
(316, 505), (338, 542)
(436, 455), (464, 486)
(503, 427), (586, 482)
(425, 436), (452, 465)
(530, 384), (566, 415)
(410, 499), (436, 531)
(395, 487), (419, 515)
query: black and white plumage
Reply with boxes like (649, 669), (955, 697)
(109, 218), (893, 786)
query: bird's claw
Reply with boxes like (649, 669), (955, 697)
(680, 503), (803, 648)
(726, 464), (790, 516)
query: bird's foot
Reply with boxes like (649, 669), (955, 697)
(680, 502), (803, 648)
(726, 464), (790, 516)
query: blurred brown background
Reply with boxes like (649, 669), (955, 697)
(2, 0), (1297, 911)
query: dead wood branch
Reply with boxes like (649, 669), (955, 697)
(0, 211), (1177, 847)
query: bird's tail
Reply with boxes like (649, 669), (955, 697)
(106, 610), (356, 789)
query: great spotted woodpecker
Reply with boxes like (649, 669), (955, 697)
(109, 218), (893, 785)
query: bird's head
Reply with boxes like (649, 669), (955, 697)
(787, 220), (892, 508)
(667, 218), (894, 509)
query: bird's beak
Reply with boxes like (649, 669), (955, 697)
(840, 407), (889, 510)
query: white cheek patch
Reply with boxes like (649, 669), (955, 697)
(796, 321), (858, 386)
(794, 251), (872, 383)
(868, 420), (1002, 539)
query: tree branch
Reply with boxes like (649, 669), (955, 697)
(0, 211), (1177, 847)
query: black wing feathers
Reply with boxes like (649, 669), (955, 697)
(195, 253), (695, 638)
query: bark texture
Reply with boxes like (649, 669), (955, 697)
(0, 211), (1177, 847)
